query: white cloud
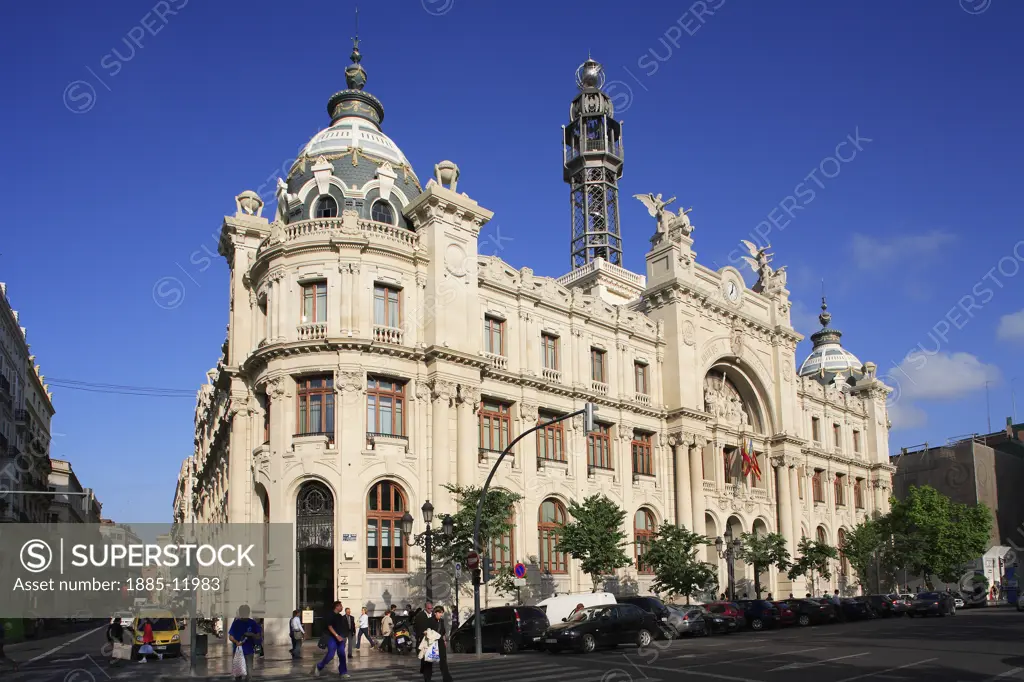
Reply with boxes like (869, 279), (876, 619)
(886, 351), (1001, 401)
(789, 300), (821, 337)
(888, 403), (928, 430)
(996, 309), (1024, 343)
(851, 230), (957, 271)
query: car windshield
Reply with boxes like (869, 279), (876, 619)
(917, 593), (939, 600)
(570, 606), (613, 622)
(140, 618), (178, 631)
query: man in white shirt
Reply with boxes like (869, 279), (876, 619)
(355, 607), (376, 650)
(289, 609), (304, 659)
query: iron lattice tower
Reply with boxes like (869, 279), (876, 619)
(564, 57), (624, 269)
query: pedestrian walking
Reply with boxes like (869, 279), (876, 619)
(413, 601), (432, 646)
(290, 609), (304, 659)
(138, 620), (160, 663)
(380, 608), (394, 654)
(831, 589), (845, 622)
(228, 605), (262, 681)
(344, 608), (356, 658)
(106, 618), (125, 667)
(312, 601), (350, 678)
(356, 607), (376, 650)
(418, 605), (453, 682)
(766, 593), (773, 601)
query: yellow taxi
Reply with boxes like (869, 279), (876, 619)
(132, 609), (182, 658)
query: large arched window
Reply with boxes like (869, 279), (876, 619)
(371, 200), (395, 224)
(489, 504), (515, 579)
(837, 528), (849, 577)
(367, 480), (407, 572)
(816, 526), (828, 544)
(634, 508), (656, 574)
(315, 196), (339, 218)
(538, 499), (567, 574)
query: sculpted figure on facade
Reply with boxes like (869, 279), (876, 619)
(703, 373), (750, 427)
(634, 193), (693, 236)
(739, 240), (787, 297)
(274, 178), (296, 225)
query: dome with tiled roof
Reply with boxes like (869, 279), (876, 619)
(798, 298), (865, 385)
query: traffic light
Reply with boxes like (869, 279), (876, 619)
(471, 568), (481, 586)
(481, 558), (492, 584)
(583, 402), (597, 433)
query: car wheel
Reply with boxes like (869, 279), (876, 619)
(500, 636), (518, 655)
(451, 638), (465, 654)
(750, 618), (764, 631)
(798, 615), (810, 627)
(581, 634), (596, 654)
(637, 629), (652, 648)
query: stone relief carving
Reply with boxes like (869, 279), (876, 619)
(738, 240), (787, 297)
(519, 403), (538, 423)
(414, 381), (431, 402)
(274, 178), (296, 225)
(571, 414), (584, 431)
(634, 193), (694, 236)
(458, 385), (481, 409)
(730, 323), (745, 358)
(682, 320), (696, 346)
(338, 371), (364, 393)
(703, 373), (751, 427)
(431, 380), (456, 404)
(235, 190), (264, 217)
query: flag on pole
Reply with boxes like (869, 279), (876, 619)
(741, 439), (761, 481)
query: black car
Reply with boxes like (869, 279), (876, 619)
(733, 599), (782, 630)
(839, 598), (874, 620)
(858, 595), (895, 618)
(696, 607), (739, 634)
(811, 598), (840, 622)
(541, 603), (660, 653)
(787, 599), (834, 626)
(616, 595), (676, 639)
(908, 592), (956, 617)
(449, 606), (549, 654)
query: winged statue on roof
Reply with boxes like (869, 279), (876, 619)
(634, 193), (694, 236)
(739, 240), (787, 296)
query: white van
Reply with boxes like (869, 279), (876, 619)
(536, 592), (617, 625)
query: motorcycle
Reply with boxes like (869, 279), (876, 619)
(391, 618), (414, 655)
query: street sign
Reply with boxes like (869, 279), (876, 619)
(513, 578), (526, 587)
(514, 562), (527, 579)
(454, 562), (462, 577)
(466, 551), (479, 569)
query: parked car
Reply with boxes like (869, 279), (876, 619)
(666, 605), (709, 637)
(541, 603), (659, 653)
(734, 599), (782, 630)
(449, 606), (549, 654)
(839, 598), (875, 620)
(616, 596), (675, 639)
(703, 601), (747, 628)
(812, 598), (840, 622)
(131, 610), (182, 658)
(885, 594), (911, 616)
(536, 592), (617, 626)
(786, 599), (835, 626)
(952, 594), (965, 609)
(772, 601), (796, 626)
(908, 592), (956, 617)
(112, 611), (134, 629)
(858, 595), (896, 618)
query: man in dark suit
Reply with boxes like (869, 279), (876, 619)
(413, 601), (433, 645)
(344, 608), (357, 659)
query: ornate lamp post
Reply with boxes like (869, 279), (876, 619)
(715, 529), (743, 601)
(402, 502), (454, 602)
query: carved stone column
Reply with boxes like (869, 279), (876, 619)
(456, 385), (480, 487)
(688, 439), (704, 535)
(671, 436), (692, 530)
(789, 465), (802, 541)
(227, 400), (253, 523)
(337, 369), (365, 457)
(431, 380), (455, 514)
(338, 264), (352, 336)
(350, 263), (363, 338)
(775, 457), (794, 555)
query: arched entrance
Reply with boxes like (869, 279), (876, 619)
(296, 481), (334, 636)
(752, 518), (771, 597)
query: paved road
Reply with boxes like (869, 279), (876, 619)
(6, 608), (1021, 681)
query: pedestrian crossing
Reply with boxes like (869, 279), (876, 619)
(320, 656), (662, 682)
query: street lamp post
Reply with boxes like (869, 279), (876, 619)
(715, 529), (743, 601)
(402, 502), (454, 603)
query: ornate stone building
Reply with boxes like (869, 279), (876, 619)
(178, 48), (893, 639)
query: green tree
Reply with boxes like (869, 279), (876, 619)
(640, 523), (717, 604)
(431, 484), (523, 596)
(735, 532), (791, 597)
(840, 516), (887, 591)
(788, 537), (839, 595)
(887, 485), (991, 584)
(554, 494), (633, 590)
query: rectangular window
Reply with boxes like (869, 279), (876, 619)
(587, 423), (612, 469)
(479, 400), (511, 452)
(484, 316), (505, 355)
(373, 285), (401, 328)
(723, 447), (736, 484)
(634, 362), (649, 395)
(537, 412), (565, 461)
(811, 417), (821, 443)
(798, 466), (805, 500)
(301, 282), (328, 323)
(854, 478), (865, 508)
(262, 395), (270, 444)
(366, 377), (406, 436)
(834, 474), (845, 506)
(541, 333), (559, 370)
(853, 430), (862, 453)
(296, 376), (335, 439)
(833, 423), (841, 448)
(631, 432), (653, 476)
(591, 348), (606, 383)
(812, 469), (824, 503)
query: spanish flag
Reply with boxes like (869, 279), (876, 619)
(741, 439), (761, 481)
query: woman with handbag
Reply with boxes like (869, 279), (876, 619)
(416, 606), (453, 682)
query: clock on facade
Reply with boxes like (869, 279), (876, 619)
(724, 280), (740, 303)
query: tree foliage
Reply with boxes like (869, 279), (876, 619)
(788, 537), (839, 594)
(838, 516), (888, 590)
(640, 523), (717, 603)
(431, 484), (523, 596)
(735, 532), (791, 596)
(554, 494), (633, 589)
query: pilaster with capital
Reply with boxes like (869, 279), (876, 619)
(773, 455), (795, 555)
(689, 436), (705, 536)
(456, 385), (481, 487)
(430, 380), (456, 513)
(670, 435), (693, 530)
(337, 369), (365, 463)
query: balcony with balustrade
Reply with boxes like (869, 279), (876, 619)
(296, 322), (328, 341)
(372, 325), (404, 345)
(591, 381), (609, 395)
(482, 352), (508, 370)
(542, 367), (561, 383)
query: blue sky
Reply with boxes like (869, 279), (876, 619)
(1, 0), (1022, 523)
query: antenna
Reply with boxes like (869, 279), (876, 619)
(352, 6), (360, 48)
